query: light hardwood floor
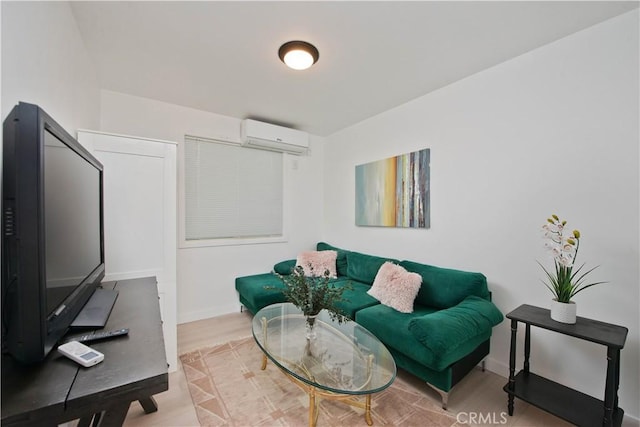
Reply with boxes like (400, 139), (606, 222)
(121, 311), (608, 427)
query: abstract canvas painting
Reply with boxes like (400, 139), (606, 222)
(355, 148), (430, 228)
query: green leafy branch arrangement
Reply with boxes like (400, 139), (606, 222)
(272, 264), (351, 324)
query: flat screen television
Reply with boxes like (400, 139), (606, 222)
(2, 102), (106, 364)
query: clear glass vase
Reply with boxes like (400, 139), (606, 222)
(305, 314), (317, 340)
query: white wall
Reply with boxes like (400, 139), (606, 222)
(1, 1), (100, 131)
(3, 1), (637, 419)
(324, 11), (639, 420)
(99, 90), (325, 322)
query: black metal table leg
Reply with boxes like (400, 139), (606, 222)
(524, 324), (531, 375)
(603, 347), (619, 427)
(507, 318), (517, 416)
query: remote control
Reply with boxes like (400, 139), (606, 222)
(58, 341), (104, 367)
(65, 328), (129, 344)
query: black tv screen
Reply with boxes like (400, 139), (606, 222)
(2, 102), (105, 363)
(44, 129), (102, 315)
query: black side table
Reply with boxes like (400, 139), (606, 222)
(503, 304), (627, 427)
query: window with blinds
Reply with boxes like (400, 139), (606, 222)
(184, 136), (283, 241)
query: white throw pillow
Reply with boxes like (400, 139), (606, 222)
(368, 261), (422, 313)
(296, 250), (338, 278)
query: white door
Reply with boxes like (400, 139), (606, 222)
(78, 130), (177, 371)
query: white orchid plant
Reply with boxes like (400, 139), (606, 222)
(539, 214), (606, 303)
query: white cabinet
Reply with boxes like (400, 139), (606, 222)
(77, 130), (177, 371)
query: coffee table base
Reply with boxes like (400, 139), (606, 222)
(261, 355), (374, 427)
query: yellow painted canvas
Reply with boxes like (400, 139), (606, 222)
(355, 149), (430, 228)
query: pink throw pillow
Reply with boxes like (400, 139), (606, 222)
(368, 262), (422, 313)
(296, 250), (338, 278)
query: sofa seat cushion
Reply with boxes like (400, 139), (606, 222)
(356, 304), (442, 369)
(399, 260), (489, 309)
(357, 296), (501, 372)
(331, 279), (380, 319)
(347, 251), (398, 285)
(235, 273), (287, 314)
(407, 296), (503, 370)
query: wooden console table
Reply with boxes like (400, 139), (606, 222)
(1, 277), (168, 427)
(504, 304), (627, 427)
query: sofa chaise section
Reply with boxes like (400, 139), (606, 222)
(235, 272), (286, 315)
(234, 255), (379, 318)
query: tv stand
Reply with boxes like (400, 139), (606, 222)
(70, 287), (119, 329)
(2, 277), (168, 426)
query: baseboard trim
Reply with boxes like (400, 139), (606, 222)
(484, 356), (509, 378)
(178, 304), (242, 324)
(622, 414), (640, 427)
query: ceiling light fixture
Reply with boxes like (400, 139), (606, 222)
(278, 41), (319, 71)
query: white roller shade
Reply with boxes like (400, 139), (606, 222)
(184, 136), (283, 240)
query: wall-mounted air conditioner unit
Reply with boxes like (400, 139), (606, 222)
(240, 119), (309, 155)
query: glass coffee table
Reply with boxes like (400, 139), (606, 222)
(252, 303), (396, 427)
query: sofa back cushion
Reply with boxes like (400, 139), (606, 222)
(399, 260), (489, 309)
(316, 242), (350, 277)
(346, 251), (398, 285)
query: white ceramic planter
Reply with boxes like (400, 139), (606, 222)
(550, 299), (577, 324)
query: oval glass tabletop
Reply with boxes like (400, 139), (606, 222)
(252, 303), (396, 395)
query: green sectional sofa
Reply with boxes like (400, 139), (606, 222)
(235, 242), (503, 408)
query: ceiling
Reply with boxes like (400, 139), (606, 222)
(70, 1), (638, 136)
